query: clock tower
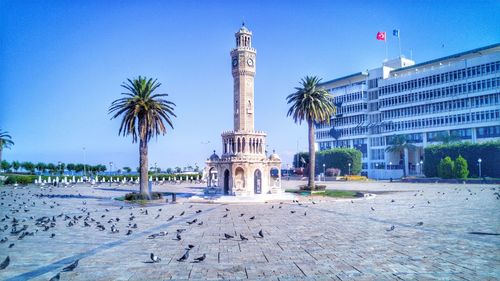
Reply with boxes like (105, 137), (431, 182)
(230, 24), (256, 132)
(206, 24), (281, 197)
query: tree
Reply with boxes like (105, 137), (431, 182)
(109, 76), (176, 197)
(123, 167), (132, 173)
(454, 155), (469, 179)
(175, 167), (182, 173)
(166, 168), (173, 174)
(21, 161), (35, 174)
(1, 160), (11, 172)
(74, 164), (84, 173)
(12, 161), (20, 172)
(0, 130), (14, 164)
(47, 163), (56, 175)
(66, 163), (75, 174)
(385, 134), (417, 177)
(36, 162), (47, 174)
(286, 76), (335, 190)
(438, 156), (454, 179)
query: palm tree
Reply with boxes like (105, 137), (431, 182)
(0, 130), (14, 164)
(109, 76), (176, 197)
(286, 76), (335, 190)
(385, 134), (417, 177)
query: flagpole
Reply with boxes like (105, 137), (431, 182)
(398, 32), (402, 58)
(385, 39), (388, 61)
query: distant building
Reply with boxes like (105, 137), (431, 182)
(316, 43), (500, 178)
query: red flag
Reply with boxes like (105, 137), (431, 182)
(376, 32), (386, 41)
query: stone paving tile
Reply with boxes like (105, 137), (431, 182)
(0, 181), (499, 280)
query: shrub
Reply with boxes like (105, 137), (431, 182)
(294, 148), (362, 176)
(437, 157), (454, 179)
(424, 140), (500, 178)
(124, 192), (163, 201)
(4, 174), (37, 185)
(299, 185), (326, 191)
(454, 155), (469, 179)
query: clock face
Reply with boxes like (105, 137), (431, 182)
(232, 58), (238, 67)
(247, 58), (254, 67)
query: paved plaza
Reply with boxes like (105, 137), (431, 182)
(0, 181), (499, 280)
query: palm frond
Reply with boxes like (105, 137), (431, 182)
(109, 76), (176, 143)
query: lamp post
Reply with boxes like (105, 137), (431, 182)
(389, 162), (392, 170)
(375, 163), (379, 180)
(109, 162), (113, 186)
(83, 147), (87, 180)
(478, 158), (482, 178)
(348, 163), (351, 175)
(322, 163), (326, 181)
(420, 160), (423, 175)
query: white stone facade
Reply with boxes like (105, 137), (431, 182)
(206, 25), (282, 196)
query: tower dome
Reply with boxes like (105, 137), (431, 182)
(268, 150), (281, 161)
(209, 150), (220, 161)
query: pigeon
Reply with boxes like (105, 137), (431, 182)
(175, 233), (182, 241)
(167, 216), (174, 221)
(179, 211), (185, 216)
(224, 233), (234, 239)
(416, 222), (424, 226)
(51, 233), (56, 238)
(49, 272), (60, 281)
(126, 230), (132, 235)
(240, 234), (248, 241)
(0, 237), (7, 243)
(61, 259), (79, 272)
(8, 243), (14, 248)
(249, 216), (255, 220)
(304, 212), (307, 216)
(290, 211), (296, 214)
(187, 244), (195, 249)
(193, 254), (206, 263)
(187, 219), (198, 225)
(154, 214), (160, 219)
(222, 214), (228, 218)
(391, 199), (395, 203)
(150, 253), (161, 263)
(131, 223), (137, 229)
(225, 208), (230, 212)
(198, 221), (203, 226)
(258, 229), (264, 238)
(371, 207), (375, 211)
(196, 210), (202, 213)
(177, 250), (190, 262)
(386, 225), (395, 232)
(240, 213), (244, 217)
(0, 256), (9, 270)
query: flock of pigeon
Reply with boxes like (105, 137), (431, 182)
(0, 184), (498, 279)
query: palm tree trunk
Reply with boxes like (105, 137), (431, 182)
(308, 119), (315, 191)
(403, 147), (408, 177)
(139, 137), (149, 197)
(0, 147), (2, 166)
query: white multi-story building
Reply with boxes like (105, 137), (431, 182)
(316, 43), (500, 178)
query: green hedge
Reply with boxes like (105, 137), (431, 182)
(424, 140), (500, 178)
(293, 148), (362, 176)
(1, 173), (202, 185)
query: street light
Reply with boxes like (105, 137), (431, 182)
(348, 163), (351, 175)
(322, 163), (326, 181)
(478, 158), (482, 178)
(83, 147), (87, 180)
(420, 160), (423, 175)
(109, 162), (113, 186)
(389, 161), (392, 170)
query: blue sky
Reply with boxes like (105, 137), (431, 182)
(1, 0), (499, 170)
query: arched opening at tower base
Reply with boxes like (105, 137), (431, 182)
(223, 170), (230, 195)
